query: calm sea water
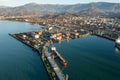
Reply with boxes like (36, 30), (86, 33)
(53, 36), (120, 80)
(0, 21), (49, 80)
(0, 21), (120, 80)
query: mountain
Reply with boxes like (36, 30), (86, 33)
(0, 2), (120, 17)
(0, 6), (8, 8)
(76, 7), (108, 17)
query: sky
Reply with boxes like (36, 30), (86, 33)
(0, 0), (119, 7)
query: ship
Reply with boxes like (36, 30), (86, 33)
(51, 46), (68, 67)
(115, 38), (120, 49)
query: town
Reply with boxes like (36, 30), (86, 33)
(1, 13), (119, 39)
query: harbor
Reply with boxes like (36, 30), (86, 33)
(0, 1), (120, 79)
(8, 25), (93, 80)
(0, 20), (119, 80)
(8, 21), (120, 80)
(9, 33), (69, 80)
(8, 31), (120, 80)
(9, 24), (120, 80)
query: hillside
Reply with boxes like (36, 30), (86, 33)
(0, 2), (120, 17)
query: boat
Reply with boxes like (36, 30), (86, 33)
(115, 38), (120, 49)
(60, 61), (67, 67)
(51, 46), (68, 67)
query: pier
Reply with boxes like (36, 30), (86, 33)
(42, 45), (68, 80)
(9, 33), (69, 80)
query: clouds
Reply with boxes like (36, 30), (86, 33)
(0, 0), (41, 6)
(0, 0), (119, 7)
(0, 0), (19, 6)
(0, 0), (10, 1)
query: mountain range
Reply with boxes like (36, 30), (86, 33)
(0, 2), (120, 18)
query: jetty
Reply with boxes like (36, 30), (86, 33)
(9, 33), (69, 80)
(42, 44), (68, 80)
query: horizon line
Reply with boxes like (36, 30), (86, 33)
(0, 1), (119, 7)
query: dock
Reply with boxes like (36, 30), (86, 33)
(94, 34), (116, 41)
(42, 45), (68, 80)
(9, 33), (69, 80)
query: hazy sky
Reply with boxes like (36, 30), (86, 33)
(0, 0), (119, 7)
